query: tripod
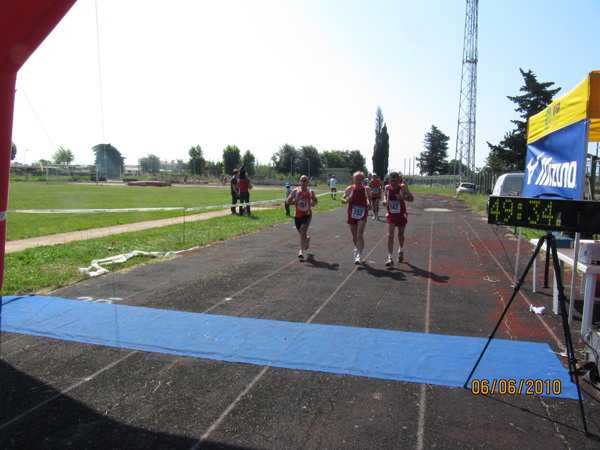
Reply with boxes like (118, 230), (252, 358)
(464, 232), (588, 436)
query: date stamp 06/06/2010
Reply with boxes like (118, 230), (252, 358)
(470, 379), (562, 396)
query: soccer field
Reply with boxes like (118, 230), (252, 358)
(6, 182), (292, 240)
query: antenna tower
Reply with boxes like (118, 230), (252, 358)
(454, 0), (478, 181)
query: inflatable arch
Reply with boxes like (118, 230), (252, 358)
(0, 0), (78, 291)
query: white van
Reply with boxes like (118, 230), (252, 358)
(491, 173), (524, 197)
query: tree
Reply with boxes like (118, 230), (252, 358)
(188, 145), (206, 175)
(222, 145), (242, 175)
(446, 159), (462, 176)
(188, 145), (206, 176)
(484, 151), (508, 174)
(372, 106), (389, 177)
(92, 143), (125, 179)
(242, 150), (256, 176)
(345, 150), (367, 174)
(486, 69), (561, 171)
(271, 143), (298, 175)
(417, 125), (450, 176)
(11, 142), (16, 161)
(52, 147), (75, 165)
(321, 150), (347, 169)
(140, 154), (161, 175)
(295, 145), (322, 178)
(175, 159), (186, 173)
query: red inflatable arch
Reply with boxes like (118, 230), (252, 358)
(0, 0), (77, 291)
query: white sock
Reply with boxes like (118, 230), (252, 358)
(389, 253), (393, 259)
(398, 246), (403, 253)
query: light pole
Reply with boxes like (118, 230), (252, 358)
(24, 149), (28, 166)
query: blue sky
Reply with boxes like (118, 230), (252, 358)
(11, 0), (600, 174)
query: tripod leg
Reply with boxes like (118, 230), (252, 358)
(544, 243), (551, 288)
(549, 240), (589, 435)
(464, 236), (548, 388)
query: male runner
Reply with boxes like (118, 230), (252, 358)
(286, 175), (318, 260)
(382, 172), (414, 266)
(369, 173), (383, 220)
(341, 171), (372, 265)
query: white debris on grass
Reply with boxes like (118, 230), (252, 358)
(79, 248), (198, 277)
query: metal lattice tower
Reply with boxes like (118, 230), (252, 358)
(454, 0), (478, 182)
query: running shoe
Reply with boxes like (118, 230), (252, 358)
(305, 236), (310, 250)
(298, 250), (305, 260)
(397, 251), (404, 262)
(385, 258), (394, 267)
(354, 256), (362, 265)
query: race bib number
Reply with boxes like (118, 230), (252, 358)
(372, 187), (379, 194)
(389, 200), (401, 214)
(298, 199), (309, 211)
(351, 205), (366, 219)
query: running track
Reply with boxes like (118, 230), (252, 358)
(1, 193), (599, 449)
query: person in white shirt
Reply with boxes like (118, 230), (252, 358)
(328, 174), (337, 200)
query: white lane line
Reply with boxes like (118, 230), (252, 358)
(416, 211), (434, 450)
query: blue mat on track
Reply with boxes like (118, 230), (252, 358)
(1, 295), (578, 399)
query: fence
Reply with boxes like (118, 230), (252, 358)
(403, 173), (503, 194)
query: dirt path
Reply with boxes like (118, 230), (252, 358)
(5, 209), (235, 253)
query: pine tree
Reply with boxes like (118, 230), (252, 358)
(417, 125), (450, 176)
(486, 69), (561, 171)
(92, 144), (125, 179)
(372, 107), (389, 176)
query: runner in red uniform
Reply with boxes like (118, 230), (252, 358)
(382, 172), (414, 266)
(369, 173), (383, 220)
(286, 175), (318, 260)
(341, 171), (372, 265)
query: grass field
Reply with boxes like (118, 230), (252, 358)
(6, 182), (294, 240)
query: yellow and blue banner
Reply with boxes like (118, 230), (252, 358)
(524, 119), (587, 199)
(524, 71), (600, 199)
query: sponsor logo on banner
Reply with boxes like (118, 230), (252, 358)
(544, 102), (561, 131)
(526, 151), (577, 189)
(523, 119), (586, 199)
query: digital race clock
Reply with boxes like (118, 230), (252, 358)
(487, 196), (600, 234)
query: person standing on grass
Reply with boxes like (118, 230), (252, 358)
(341, 171), (372, 265)
(237, 167), (253, 216)
(230, 169), (239, 214)
(382, 172), (414, 266)
(329, 174), (337, 200)
(286, 175), (318, 261)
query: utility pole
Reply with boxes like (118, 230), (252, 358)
(454, 0), (478, 182)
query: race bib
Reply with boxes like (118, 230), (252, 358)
(298, 199), (309, 211)
(351, 205), (366, 219)
(371, 187), (379, 194)
(389, 200), (401, 214)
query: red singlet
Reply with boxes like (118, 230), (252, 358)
(346, 185), (368, 223)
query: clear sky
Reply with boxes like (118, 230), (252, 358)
(10, 0), (600, 174)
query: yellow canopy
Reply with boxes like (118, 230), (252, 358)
(527, 70), (600, 144)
